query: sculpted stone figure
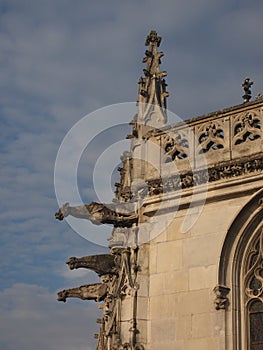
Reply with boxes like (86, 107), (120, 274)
(66, 254), (119, 276)
(57, 283), (108, 303)
(55, 201), (138, 227)
(242, 77), (253, 102)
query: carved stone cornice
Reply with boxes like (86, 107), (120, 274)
(147, 155), (263, 196)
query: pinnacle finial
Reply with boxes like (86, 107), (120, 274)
(136, 31), (169, 130)
(145, 30), (161, 47)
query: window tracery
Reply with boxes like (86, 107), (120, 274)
(244, 229), (263, 349)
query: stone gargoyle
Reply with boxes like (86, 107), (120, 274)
(57, 283), (108, 303)
(55, 201), (138, 227)
(66, 254), (119, 276)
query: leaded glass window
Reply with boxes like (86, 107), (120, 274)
(244, 229), (263, 350)
(249, 300), (263, 350)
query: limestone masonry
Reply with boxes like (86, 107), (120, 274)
(55, 31), (263, 350)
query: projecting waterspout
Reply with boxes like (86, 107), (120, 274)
(55, 201), (138, 227)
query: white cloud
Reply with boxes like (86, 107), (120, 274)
(0, 283), (100, 350)
(1, 0), (263, 348)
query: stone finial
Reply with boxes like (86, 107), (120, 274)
(255, 92), (263, 100)
(136, 30), (169, 130)
(242, 77), (253, 103)
(145, 30), (161, 47)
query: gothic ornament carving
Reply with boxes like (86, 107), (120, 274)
(213, 285), (230, 310)
(66, 254), (119, 276)
(95, 247), (140, 349)
(244, 229), (263, 304)
(197, 121), (225, 154)
(57, 283), (108, 303)
(147, 156), (263, 196)
(56, 247), (143, 348)
(161, 133), (189, 161)
(55, 201), (138, 227)
(233, 111), (261, 145)
(108, 227), (138, 248)
(115, 151), (133, 202)
(242, 77), (253, 103)
(136, 30), (169, 130)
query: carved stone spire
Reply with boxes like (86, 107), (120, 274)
(137, 30), (169, 130)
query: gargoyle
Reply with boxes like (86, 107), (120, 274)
(66, 254), (119, 276)
(57, 283), (108, 303)
(55, 201), (138, 227)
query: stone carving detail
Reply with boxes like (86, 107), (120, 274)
(147, 156), (263, 196)
(55, 31), (263, 350)
(66, 254), (119, 276)
(136, 30), (169, 130)
(115, 151), (133, 202)
(161, 133), (189, 161)
(244, 229), (263, 304)
(55, 201), (138, 227)
(57, 247), (144, 349)
(213, 285), (230, 310)
(242, 77), (253, 103)
(197, 121), (225, 153)
(108, 227), (138, 248)
(57, 283), (108, 303)
(119, 343), (144, 350)
(233, 111), (261, 145)
(96, 247), (143, 350)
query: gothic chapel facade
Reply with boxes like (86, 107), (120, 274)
(56, 31), (263, 350)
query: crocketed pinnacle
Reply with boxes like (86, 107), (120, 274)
(137, 30), (169, 128)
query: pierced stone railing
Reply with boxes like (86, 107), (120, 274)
(144, 99), (263, 195)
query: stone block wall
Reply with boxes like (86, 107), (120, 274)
(137, 175), (263, 349)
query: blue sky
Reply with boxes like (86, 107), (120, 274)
(1, 0), (263, 349)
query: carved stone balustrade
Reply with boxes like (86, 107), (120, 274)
(139, 99), (263, 196)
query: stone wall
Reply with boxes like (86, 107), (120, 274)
(132, 99), (263, 349)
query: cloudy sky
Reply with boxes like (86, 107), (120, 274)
(1, 0), (263, 349)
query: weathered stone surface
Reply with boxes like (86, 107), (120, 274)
(57, 283), (108, 302)
(66, 254), (118, 276)
(55, 30), (263, 350)
(55, 201), (138, 227)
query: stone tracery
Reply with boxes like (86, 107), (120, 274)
(54, 31), (263, 350)
(233, 111), (261, 145)
(197, 121), (225, 153)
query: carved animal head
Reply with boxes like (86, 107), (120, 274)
(55, 202), (69, 221)
(55, 209), (64, 221)
(66, 257), (78, 270)
(57, 290), (67, 302)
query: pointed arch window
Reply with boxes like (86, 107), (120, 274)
(249, 300), (263, 349)
(243, 230), (263, 350)
(217, 190), (263, 350)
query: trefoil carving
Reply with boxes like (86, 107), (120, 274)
(161, 133), (189, 161)
(233, 111), (261, 145)
(197, 121), (225, 154)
